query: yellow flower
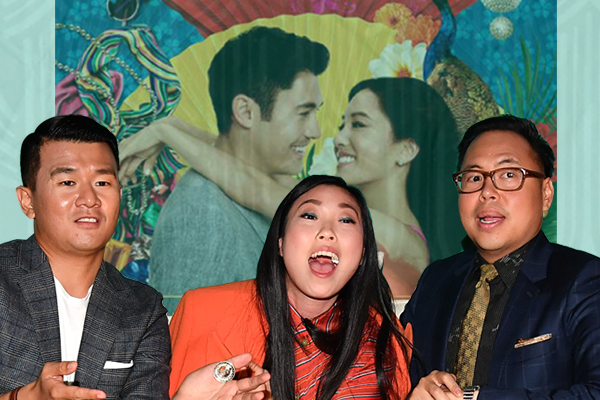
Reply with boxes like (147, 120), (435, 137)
(374, 3), (413, 31)
(374, 3), (441, 46)
(369, 41), (427, 80)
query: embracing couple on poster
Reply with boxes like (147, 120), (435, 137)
(119, 26), (464, 313)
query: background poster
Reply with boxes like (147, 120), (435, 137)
(54, 0), (557, 313)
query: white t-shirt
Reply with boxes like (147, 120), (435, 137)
(54, 277), (93, 383)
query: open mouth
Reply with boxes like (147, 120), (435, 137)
(479, 217), (504, 224)
(309, 251), (339, 264)
(76, 217), (98, 223)
(477, 210), (505, 227)
(291, 145), (307, 157)
(336, 150), (356, 166)
(337, 155), (355, 164)
(308, 251), (339, 277)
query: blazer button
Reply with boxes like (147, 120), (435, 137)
(301, 339), (309, 347)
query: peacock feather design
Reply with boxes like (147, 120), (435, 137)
(424, 0), (500, 136)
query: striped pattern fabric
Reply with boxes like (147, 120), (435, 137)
(290, 304), (395, 399)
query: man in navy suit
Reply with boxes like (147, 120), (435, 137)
(402, 115), (600, 399)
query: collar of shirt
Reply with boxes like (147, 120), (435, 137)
(289, 301), (340, 334)
(473, 231), (541, 288)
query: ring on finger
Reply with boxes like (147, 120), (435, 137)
(213, 360), (236, 383)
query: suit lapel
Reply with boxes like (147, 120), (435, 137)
(17, 236), (62, 365)
(488, 234), (552, 383)
(76, 262), (124, 388)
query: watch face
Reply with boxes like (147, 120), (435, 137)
(463, 386), (480, 400)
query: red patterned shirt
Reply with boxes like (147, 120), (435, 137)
(290, 302), (410, 399)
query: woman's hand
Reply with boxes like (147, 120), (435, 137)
(172, 353), (271, 400)
(119, 119), (167, 180)
(119, 116), (217, 180)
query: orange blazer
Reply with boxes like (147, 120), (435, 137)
(169, 279), (412, 397)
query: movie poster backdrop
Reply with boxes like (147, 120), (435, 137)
(55, 0), (557, 313)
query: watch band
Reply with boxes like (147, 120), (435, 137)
(463, 385), (480, 400)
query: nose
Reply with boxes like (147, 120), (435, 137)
(305, 114), (321, 140)
(479, 175), (498, 201)
(75, 183), (102, 208)
(334, 126), (350, 148)
(317, 225), (336, 241)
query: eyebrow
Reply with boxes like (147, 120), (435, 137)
(297, 101), (323, 111)
(50, 167), (75, 178)
(297, 199), (360, 215)
(350, 111), (371, 120)
(338, 202), (360, 215)
(50, 166), (117, 178)
(298, 199), (321, 208)
(462, 157), (520, 170)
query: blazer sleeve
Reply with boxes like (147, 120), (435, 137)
(168, 282), (266, 398)
(168, 288), (241, 397)
(478, 257), (600, 400)
(119, 290), (171, 400)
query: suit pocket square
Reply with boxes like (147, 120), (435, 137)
(514, 333), (552, 348)
(103, 360), (134, 369)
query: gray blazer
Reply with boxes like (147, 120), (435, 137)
(0, 236), (171, 399)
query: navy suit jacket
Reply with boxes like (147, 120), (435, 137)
(401, 233), (600, 399)
(0, 236), (171, 399)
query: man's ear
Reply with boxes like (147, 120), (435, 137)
(393, 138), (420, 167)
(16, 186), (35, 219)
(541, 177), (554, 212)
(231, 94), (259, 129)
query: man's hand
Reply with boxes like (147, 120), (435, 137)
(18, 361), (106, 400)
(409, 370), (463, 400)
(172, 353), (271, 400)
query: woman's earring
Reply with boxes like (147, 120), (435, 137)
(395, 159), (406, 167)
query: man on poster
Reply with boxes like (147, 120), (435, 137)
(122, 26), (330, 313)
(402, 115), (600, 399)
(0, 115), (170, 399)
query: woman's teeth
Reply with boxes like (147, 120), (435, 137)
(310, 251), (339, 264)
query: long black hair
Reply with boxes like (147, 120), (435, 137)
(348, 77), (464, 262)
(256, 175), (411, 400)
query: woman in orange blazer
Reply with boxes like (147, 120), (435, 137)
(170, 175), (413, 400)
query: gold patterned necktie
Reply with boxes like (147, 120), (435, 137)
(455, 263), (498, 387)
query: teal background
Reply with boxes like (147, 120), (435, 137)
(0, 0), (597, 258)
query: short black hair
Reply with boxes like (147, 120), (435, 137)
(457, 114), (555, 178)
(20, 115), (119, 191)
(208, 26), (330, 134)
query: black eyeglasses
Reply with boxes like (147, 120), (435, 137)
(452, 167), (546, 193)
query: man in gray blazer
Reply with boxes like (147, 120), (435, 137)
(0, 115), (170, 399)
